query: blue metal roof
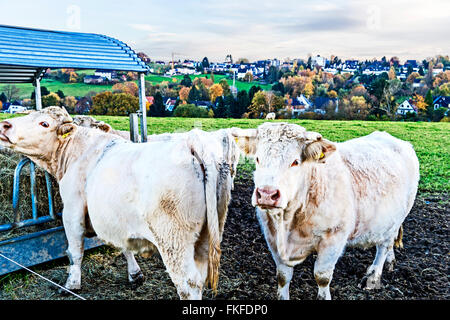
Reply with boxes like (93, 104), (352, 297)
(0, 25), (150, 83)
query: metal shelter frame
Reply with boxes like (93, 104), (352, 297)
(0, 25), (150, 275)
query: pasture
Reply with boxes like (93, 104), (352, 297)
(0, 116), (448, 300)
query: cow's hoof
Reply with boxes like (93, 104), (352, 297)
(386, 261), (395, 272)
(58, 286), (81, 296)
(129, 271), (145, 289)
(362, 274), (381, 290)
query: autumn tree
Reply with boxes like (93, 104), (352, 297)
(236, 58), (249, 64)
(112, 82), (139, 97)
(413, 94), (427, 112)
(406, 72), (420, 84)
(388, 66), (396, 80)
(219, 79), (231, 96)
(209, 83), (223, 103)
(179, 87), (191, 104)
(327, 90), (338, 98)
(243, 72), (253, 82)
(62, 96), (77, 113)
(42, 92), (61, 107)
(249, 91), (269, 118)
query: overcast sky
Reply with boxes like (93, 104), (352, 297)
(1, 0), (448, 63)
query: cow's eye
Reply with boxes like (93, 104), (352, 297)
(256, 157), (260, 164)
(291, 159), (300, 167)
(39, 121), (49, 128)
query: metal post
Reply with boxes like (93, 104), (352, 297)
(34, 77), (42, 111)
(138, 73), (147, 142)
(129, 113), (139, 143)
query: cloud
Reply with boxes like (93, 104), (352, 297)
(129, 24), (155, 32)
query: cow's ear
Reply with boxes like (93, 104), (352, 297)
(57, 123), (77, 140)
(230, 127), (257, 156)
(96, 122), (112, 133)
(302, 134), (336, 163)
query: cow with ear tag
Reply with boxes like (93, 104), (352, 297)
(231, 122), (419, 300)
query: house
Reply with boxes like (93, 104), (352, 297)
(412, 78), (424, 88)
(396, 99), (418, 115)
(146, 96), (154, 106)
(6, 105), (27, 114)
(237, 65), (252, 79)
(433, 96), (450, 111)
(288, 94), (313, 117)
(193, 100), (213, 109)
(432, 68), (444, 76)
(163, 97), (177, 112)
(342, 60), (359, 73)
(83, 75), (105, 84)
(402, 60), (419, 73)
(313, 97), (339, 114)
(94, 69), (117, 80)
(311, 55), (327, 68)
(362, 61), (389, 75)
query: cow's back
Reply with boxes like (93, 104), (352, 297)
(84, 138), (207, 251)
(337, 131), (419, 246)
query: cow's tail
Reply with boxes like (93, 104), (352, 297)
(190, 142), (221, 294)
(394, 225), (404, 249)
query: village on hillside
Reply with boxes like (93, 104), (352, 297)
(1, 52), (449, 122)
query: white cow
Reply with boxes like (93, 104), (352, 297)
(0, 107), (240, 299)
(72, 115), (134, 141)
(232, 122), (419, 300)
(265, 112), (276, 120)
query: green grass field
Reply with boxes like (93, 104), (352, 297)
(0, 73), (271, 100)
(1, 114), (446, 193)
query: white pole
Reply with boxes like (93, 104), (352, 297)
(34, 77), (42, 111)
(138, 72), (147, 142)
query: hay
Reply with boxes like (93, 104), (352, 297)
(0, 150), (63, 241)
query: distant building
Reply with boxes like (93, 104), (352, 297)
(94, 69), (117, 80)
(396, 99), (417, 115)
(193, 100), (214, 109)
(433, 96), (450, 110)
(314, 97), (339, 114)
(432, 68), (444, 76)
(163, 97), (177, 112)
(225, 54), (233, 64)
(84, 75), (105, 84)
(146, 96), (154, 106)
(288, 94), (313, 117)
(311, 55), (327, 68)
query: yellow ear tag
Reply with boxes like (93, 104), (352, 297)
(61, 132), (71, 139)
(234, 137), (239, 143)
(316, 152), (325, 160)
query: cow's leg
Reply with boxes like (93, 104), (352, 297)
(161, 246), (203, 300)
(364, 243), (391, 290)
(314, 239), (346, 300)
(62, 203), (86, 291)
(122, 250), (144, 287)
(385, 247), (396, 272)
(276, 262), (293, 300)
(153, 229), (203, 300)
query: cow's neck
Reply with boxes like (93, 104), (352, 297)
(29, 129), (116, 182)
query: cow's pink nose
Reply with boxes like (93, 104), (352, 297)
(256, 187), (281, 207)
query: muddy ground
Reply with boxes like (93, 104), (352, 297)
(0, 169), (448, 300)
